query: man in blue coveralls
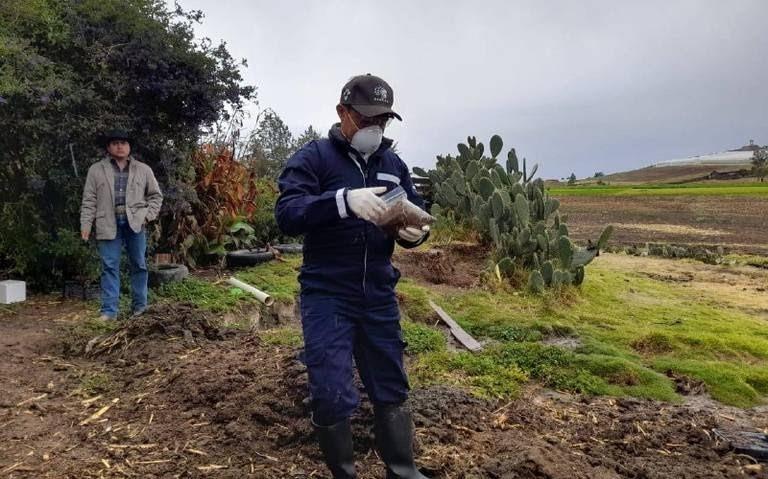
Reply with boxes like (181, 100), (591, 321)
(276, 74), (430, 478)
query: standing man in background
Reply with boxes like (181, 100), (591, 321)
(276, 74), (429, 478)
(80, 130), (163, 320)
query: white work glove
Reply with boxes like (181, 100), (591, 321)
(347, 186), (387, 223)
(398, 225), (430, 242)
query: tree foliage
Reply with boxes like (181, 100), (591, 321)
(244, 109), (322, 178)
(752, 148), (768, 182)
(245, 109), (294, 178)
(0, 0), (254, 289)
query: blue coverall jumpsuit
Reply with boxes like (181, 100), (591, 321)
(275, 124), (427, 427)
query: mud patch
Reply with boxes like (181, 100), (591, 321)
(642, 271), (695, 283)
(667, 370), (708, 396)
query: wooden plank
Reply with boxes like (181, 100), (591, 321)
(428, 300), (483, 352)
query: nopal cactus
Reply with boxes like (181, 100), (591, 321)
(426, 135), (613, 291)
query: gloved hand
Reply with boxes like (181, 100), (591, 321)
(398, 225), (430, 242)
(347, 186), (387, 223)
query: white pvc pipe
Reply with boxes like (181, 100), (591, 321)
(226, 277), (275, 306)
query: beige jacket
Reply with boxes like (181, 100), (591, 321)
(80, 157), (163, 240)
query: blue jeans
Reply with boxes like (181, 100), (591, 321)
(97, 217), (147, 318)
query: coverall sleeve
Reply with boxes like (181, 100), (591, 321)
(275, 144), (349, 236)
(394, 155), (430, 249)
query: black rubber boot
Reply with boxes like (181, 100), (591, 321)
(314, 417), (357, 479)
(374, 404), (428, 479)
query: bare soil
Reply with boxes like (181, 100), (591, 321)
(2, 296), (768, 478)
(559, 196), (768, 254)
(393, 242), (488, 289)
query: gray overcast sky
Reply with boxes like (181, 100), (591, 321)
(174, 0), (767, 178)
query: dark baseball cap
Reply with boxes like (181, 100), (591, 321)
(339, 74), (402, 121)
(103, 129), (132, 146)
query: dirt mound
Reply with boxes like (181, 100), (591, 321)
(395, 242), (488, 288)
(85, 303), (229, 360)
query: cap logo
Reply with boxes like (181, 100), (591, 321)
(342, 88), (351, 102)
(373, 85), (388, 103)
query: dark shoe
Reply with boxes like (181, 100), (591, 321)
(314, 417), (357, 479)
(374, 404), (428, 479)
(131, 307), (146, 318)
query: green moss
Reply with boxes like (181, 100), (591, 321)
(260, 327), (303, 347)
(410, 350), (526, 399)
(466, 323), (543, 342)
(421, 258), (768, 407)
(402, 320), (445, 354)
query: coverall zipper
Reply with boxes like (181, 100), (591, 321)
(351, 156), (368, 294)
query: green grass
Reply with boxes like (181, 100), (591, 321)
(154, 277), (256, 313)
(260, 327), (304, 347)
(548, 183), (768, 197)
(154, 257), (302, 314)
(428, 212), (478, 244)
(235, 257), (302, 303)
(397, 279), (434, 323)
(398, 258), (768, 407)
(725, 254), (768, 269)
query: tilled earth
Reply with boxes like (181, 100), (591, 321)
(1, 299), (767, 478)
(559, 195), (768, 255)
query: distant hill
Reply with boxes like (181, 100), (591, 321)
(589, 141), (759, 185)
(596, 163), (751, 184)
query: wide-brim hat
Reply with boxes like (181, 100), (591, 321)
(102, 129), (132, 147)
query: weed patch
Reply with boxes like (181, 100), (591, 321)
(260, 327), (303, 347)
(80, 371), (114, 395)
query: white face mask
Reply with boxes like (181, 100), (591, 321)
(346, 111), (384, 156)
(350, 125), (384, 155)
